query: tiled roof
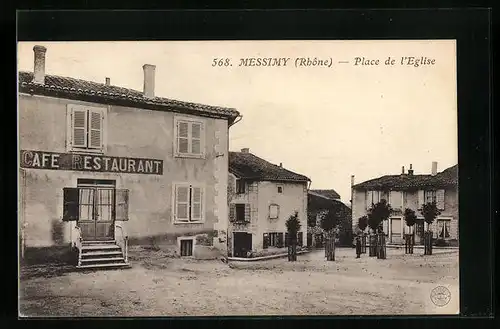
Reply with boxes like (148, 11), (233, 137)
(18, 71), (240, 124)
(229, 151), (310, 183)
(352, 164), (458, 190)
(309, 189), (341, 200)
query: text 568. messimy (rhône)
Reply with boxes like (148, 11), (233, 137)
(211, 56), (436, 68)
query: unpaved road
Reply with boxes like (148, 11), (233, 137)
(19, 248), (459, 317)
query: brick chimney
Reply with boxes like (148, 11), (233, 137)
(32, 45), (47, 85)
(142, 64), (156, 98)
(408, 164), (414, 175)
(279, 162), (283, 168)
(401, 166), (405, 175)
(351, 175), (355, 187)
(241, 148), (249, 153)
(105, 77), (110, 86)
(431, 161), (438, 176)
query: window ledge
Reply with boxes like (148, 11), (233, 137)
(174, 153), (206, 159)
(68, 148), (105, 155)
(174, 220), (205, 225)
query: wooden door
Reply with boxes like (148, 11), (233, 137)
(233, 232), (252, 258)
(77, 181), (115, 241)
(180, 239), (194, 257)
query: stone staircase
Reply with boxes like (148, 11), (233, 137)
(77, 240), (131, 270)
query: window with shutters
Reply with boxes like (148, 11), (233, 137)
(61, 187), (129, 222)
(173, 183), (205, 223)
(266, 232), (283, 248)
(66, 104), (107, 153)
(424, 190), (437, 204)
(174, 116), (205, 158)
(235, 179), (246, 194)
(269, 204), (280, 219)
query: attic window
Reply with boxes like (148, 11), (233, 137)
(277, 185), (283, 194)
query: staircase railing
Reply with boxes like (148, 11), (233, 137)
(115, 224), (129, 263)
(75, 225), (82, 267)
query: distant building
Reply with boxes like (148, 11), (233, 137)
(307, 190), (352, 248)
(351, 162), (458, 245)
(19, 45), (241, 268)
(227, 149), (310, 257)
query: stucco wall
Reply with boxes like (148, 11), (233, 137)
(19, 94), (229, 248)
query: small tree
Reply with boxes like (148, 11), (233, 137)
(357, 215), (368, 232)
(285, 211), (301, 261)
(421, 202), (441, 255)
(321, 205), (339, 261)
(367, 199), (392, 258)
(403, 208), (417, 254)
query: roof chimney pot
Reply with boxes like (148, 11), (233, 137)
(105, 77), (110, 86)
(32, 45), (47, 85)
(431, 161), (438, 176)
(408, 164), (414, 175)
(142, 64), (156, 98)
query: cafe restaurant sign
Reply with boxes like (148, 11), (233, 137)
(20, 150), (163, 175)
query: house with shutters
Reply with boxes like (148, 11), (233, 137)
(18, 45), (241, 268)
(227, 148), (310, 258)
(351, 162), (458, 245)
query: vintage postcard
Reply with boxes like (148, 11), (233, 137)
(17, 40), (458, 316)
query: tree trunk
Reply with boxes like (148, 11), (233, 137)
(325, 232), (335, 261)
(377, 233), (386, 259)
(288, 238), (297, 261)
(355, 235), (362, 258)
(410, 233), (415, 254)
(424, 230), (433, 255)
(369, 233), (377, 257)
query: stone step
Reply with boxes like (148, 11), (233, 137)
(81, 244), (121, 251)
(76, 262), (131, 270)
(80, 257), (125, 263)
(82, 240), (117, 245)
(81, 250), (123, 257)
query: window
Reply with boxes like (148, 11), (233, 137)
(269, 204), (280, 219)
(263, 232), (284, 249)
(173, 184), (204, 223)
(277, 185), (283, 194)
(62, 187), (128, 221)
(366, 190), (381, 209)
(437, 219), (451, 239)
(389, 191), (403, 210)
(66, 105), (107, 153)
(236, 179), (246, 194)
(174, 117), (205, 158)
(235, 204), (246, 222)
(425, 190), (437, 204)
(179, 239), (194, 257)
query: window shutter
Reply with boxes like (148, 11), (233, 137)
(277, 233), (284, 248)
(72, 108), (88, 148)
(366, 191), (373, 210)
(263, 233), (269, 249)
(191, 122), (202, 155)
(436, 189), (445, 210)
(298, 232), (303, 246)
(62, 188), (79, 221)
(177, 122), (189, 154)
(115, 189), (129, 221)
(244, 204), (251, 222)
(229, 203), (236, 222)
(175, 185), (189, 221)
(417, 190), (425, 209)
(88, 109), (103, 149)
(191, 187), (203, 221)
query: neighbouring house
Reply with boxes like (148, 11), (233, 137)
(18, 45), (241, 268)
(351, 162), (458, 246)
(307, 190), (352, 248)
(227, 148), (310, 258)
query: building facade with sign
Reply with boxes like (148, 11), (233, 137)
(227, 149), (310, 258)
(19, 45), (241, 267)
(351, 163), (458, 246)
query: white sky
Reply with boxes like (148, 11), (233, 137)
(17, 40), (458, 203)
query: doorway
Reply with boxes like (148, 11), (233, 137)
(233, 232), (252, 258)
(77, 179), (116, 241)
